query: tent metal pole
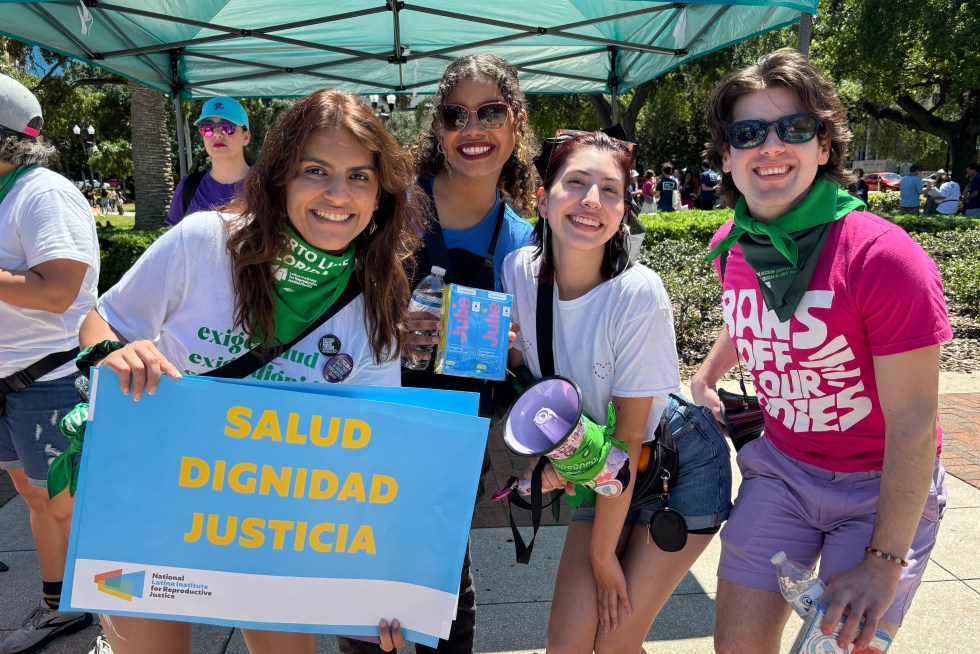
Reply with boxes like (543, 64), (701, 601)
(170, 50), (188, 178)
(389, 0), (405, 90)
(174, 95), (188, 177)
(798, 12), (814, 55)
(609, 48), (619, 126)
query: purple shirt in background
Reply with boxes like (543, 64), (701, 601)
(166, 171), (246, 226)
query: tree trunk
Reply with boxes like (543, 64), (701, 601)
(128, 81), (173, 230)
(949, 129), (980, 187)
(586, 81), (655, 142)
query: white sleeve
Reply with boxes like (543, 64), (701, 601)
(610, 276), (681, 398)
(348, 353), (402, 387)
(19, 189), (98, 268)
(96, 222), (193, 342)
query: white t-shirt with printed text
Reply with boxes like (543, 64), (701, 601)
(502, 247), (680, 441)
(0, 167), (99, 379)
(97, 211), (399, 387)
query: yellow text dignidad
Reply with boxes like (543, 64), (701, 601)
(178, 406), (398, 555)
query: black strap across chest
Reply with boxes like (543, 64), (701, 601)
(421, 182), (506, 287)
(535, 278), (555, 377)
(202, 277), (362, 380)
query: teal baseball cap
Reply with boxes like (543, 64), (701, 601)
(194, 96), (249, 130)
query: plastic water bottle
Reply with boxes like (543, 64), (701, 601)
(772, 551), (825, 618)
(402, 266), (446, 370)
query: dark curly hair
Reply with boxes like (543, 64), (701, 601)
(224, 89), (426, 363)
(412, 54), (538, 215)
(703, 49), (853, 208)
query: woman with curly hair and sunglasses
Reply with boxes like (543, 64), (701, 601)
(76, 89), (425, 654)
(338, 53), (537, 654)
(504, 130), (732, 653)
(166, 96), (251, 227)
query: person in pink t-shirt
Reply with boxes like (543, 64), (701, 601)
(691, 49), (952, 653)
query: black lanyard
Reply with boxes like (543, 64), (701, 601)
(421, 180), (506, 288)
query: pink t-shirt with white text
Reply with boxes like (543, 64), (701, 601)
(711, 211), (952, 472)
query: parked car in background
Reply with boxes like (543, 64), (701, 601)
(863, 172), (902, 192)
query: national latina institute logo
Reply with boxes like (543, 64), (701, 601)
(94, 569), (146, 601)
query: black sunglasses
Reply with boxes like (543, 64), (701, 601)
(438, 102), (511, 132)
(725, 113), (822, 150)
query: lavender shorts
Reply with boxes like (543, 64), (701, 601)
(718, 436), (947, 626)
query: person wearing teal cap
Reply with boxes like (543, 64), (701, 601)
(166, 96), (251, 226)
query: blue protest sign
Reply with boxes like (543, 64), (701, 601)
(62, 370), (488, 647)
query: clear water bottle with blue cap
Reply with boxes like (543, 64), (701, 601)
(402, 266), (446, 370)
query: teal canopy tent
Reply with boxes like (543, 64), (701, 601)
(0, 0), (817, 172)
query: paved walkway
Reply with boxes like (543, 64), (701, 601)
(2, 378), (979, 653)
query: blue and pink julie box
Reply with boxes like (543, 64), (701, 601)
(435, 284), (513, 381)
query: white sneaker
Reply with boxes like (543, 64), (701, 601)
(87, 634), (113, 654)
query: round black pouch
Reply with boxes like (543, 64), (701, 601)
(648, 506), (688, 552)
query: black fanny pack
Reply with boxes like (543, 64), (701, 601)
(0, 348), (80, 417)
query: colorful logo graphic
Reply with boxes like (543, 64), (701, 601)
(94, 569), (146, 601)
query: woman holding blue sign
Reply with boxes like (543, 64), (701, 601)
(75, 89), (423, 654)
(501, 130), (732, 653)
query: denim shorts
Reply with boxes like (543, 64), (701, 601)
(0, 374), (79, 488)
(718, 436), (947, 625)
(572, 394), (734, 531)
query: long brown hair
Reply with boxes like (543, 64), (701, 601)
(412, 54), (538, 215)
(703, 49), (853, 208)
(225, 89), (425, 362)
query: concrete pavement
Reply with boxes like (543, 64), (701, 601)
(3, 374), (979, 653)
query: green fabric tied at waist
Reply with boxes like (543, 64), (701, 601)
(47, 402), (88, 499)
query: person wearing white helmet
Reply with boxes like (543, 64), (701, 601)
(0, 73), (99, 654)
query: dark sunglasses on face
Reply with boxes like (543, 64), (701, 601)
(438, 102), (511, 131)
(725, 113), (822, 150)
(198, 121), (238, 138)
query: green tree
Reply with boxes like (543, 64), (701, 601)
(814, 0), (980, 182)
(89, 139), (135, 181)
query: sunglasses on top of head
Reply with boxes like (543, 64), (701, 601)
(197, 121), (238, 138)
(543, 129), (637, 179)
(725, 113), (822, 150)
(438, 102), (511, 132)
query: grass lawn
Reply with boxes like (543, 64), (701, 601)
(95, 204), (137, 230)
(97, 214), (135, 230)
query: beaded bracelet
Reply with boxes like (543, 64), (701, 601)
(865, 546), (909, 568)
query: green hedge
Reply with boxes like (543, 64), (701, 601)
(636, 208), (978, 245)
(97, 227), (166, 294)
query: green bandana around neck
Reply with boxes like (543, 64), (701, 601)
(705, 176), (865, 266)
(0, 165), (40, 205)
(705, 177), (865, 322)
(271, 227), (355, 345)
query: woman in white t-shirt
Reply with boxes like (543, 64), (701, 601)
(502, 131), (731, 653)
(77, 89), (425, 654)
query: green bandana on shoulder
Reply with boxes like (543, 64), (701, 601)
(705, 177), (865, 322)
(0, 165), (40, 205)
(271, 227), (356, 345)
